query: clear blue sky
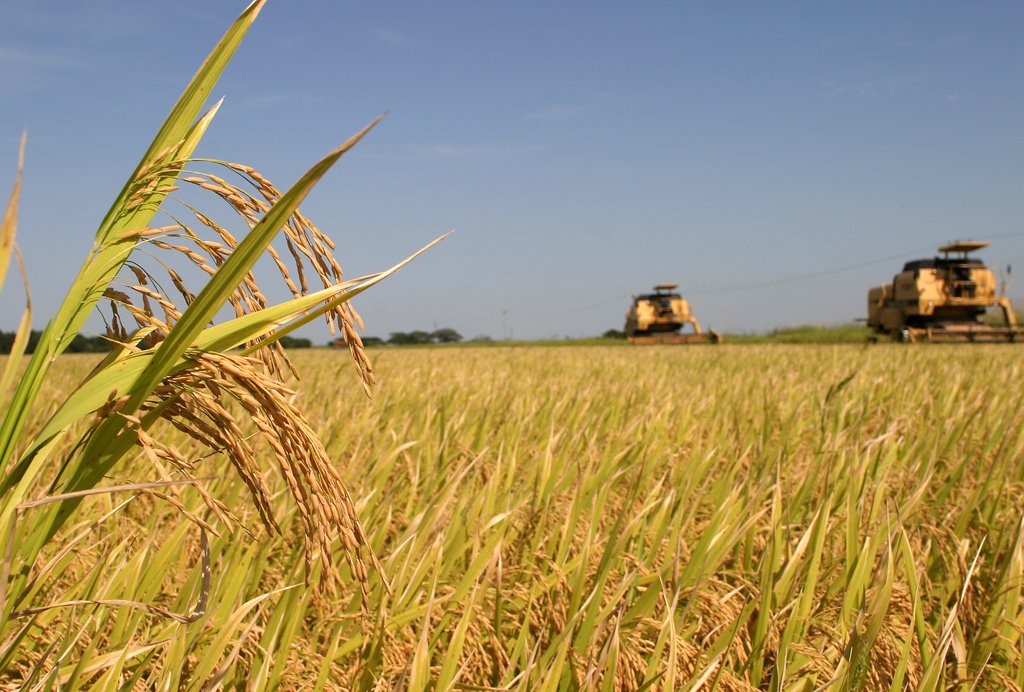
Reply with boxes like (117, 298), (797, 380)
(2, 1), (1023, 340)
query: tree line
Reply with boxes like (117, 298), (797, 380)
(0, 331), (321, 354)
(385, 328), (462, 345)
(328, 328), (464, 348)
(0, 328), (470, 355)
(0, 330), (113, 354)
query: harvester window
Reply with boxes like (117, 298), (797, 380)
(951, 265), (976, 298)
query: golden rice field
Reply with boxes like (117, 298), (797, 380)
(5, 343), (1024, 689)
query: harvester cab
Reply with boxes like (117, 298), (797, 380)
(625, 284), (720, 344)
(867, 241), (1019, 342)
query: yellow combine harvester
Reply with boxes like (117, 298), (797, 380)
(867, 241), (1020, 342)
(625, 284), (720, 344)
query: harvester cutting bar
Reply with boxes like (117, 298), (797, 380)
(904, 325), (1022, 343)
(627, 331), (722, 345)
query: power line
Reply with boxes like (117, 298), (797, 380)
(436, 231), (1024, 328)
(687, 231), (1024, 296)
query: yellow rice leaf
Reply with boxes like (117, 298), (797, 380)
(0, 249), (31, 402)
(0, 132), (24, 293)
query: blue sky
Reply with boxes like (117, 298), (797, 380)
(2, 1), (1023, 340)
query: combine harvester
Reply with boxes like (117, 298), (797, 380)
(625, 284), (720, 344)
(867, 241), (1021, 343)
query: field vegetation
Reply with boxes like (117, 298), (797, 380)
(724, 323), (872, 344)
(4, 344), (1024, 689)
(3, 3), (1023, 689)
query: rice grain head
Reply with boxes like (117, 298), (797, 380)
(97, 159), (385, 596)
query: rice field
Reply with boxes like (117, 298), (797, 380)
(5, 3), (1022, 688)
(5, 343), (1024, 689)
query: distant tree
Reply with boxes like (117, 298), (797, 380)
(330, 335), (383, 347)
(431, 328), (462, 343)
(0, 330), (27, 354)
(388, 331), (431, 345)
(602, 329), (626, 340)
(279, 335), (312, 349)
(468, 334), (493, 343)
(387, 329), (463, 345)
(68, 334), (114, 352)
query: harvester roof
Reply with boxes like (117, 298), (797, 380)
(938, 241), (989, 255)
(653, 283), (678, 293)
